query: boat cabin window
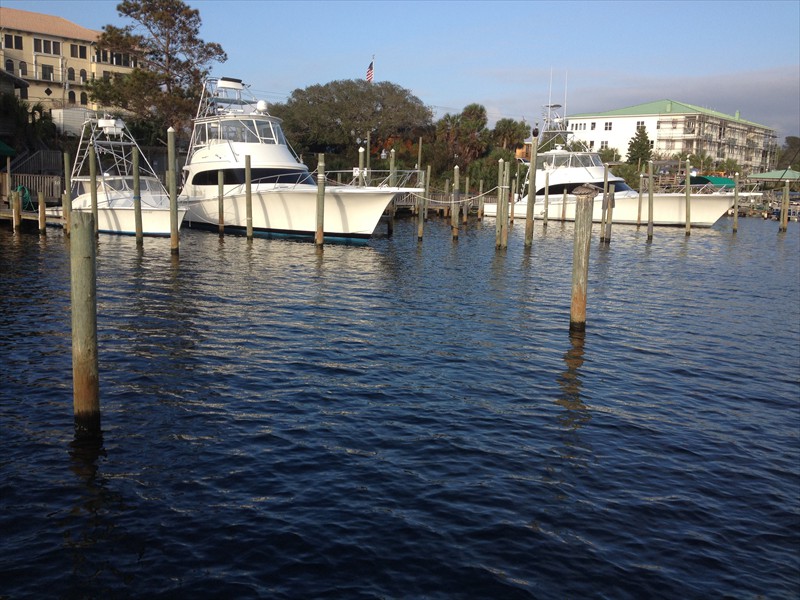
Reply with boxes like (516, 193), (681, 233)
(190, 167), (315, 186)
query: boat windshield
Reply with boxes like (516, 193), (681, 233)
(537, 152), (605, 170)
(195, 118), (287, 146)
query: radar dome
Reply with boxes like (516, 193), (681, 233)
(256, 100), (268, 113)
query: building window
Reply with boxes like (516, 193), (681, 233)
(4, 34), (23, 50)
(604, 122), (612, 131)
(19, 61), (27, 76)
(80, 69), (87, 82)
(4, 59), (13, 72)
(636, 121), (645, 129)
(70, 44), (87, 59)
(600, 141), (609, 150)
(591, 122), (596, 130)
(68, 67), (76, 81)
(41, 64), (54, 81)
(589, 141), (595, 149)
(80, 92), (88, 105)
(34, 38), (61, 56)
(68, 90), (76, 104)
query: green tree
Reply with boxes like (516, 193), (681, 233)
(598, 147), (621, 163)
(88, 0), (227, 142)
(269, 79), (432, 172)
(492, 118), (530, 151)
(776, 136), (800, 171)
(626, 126), (652, 167)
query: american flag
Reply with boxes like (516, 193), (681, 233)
(366, 60), (374, 83)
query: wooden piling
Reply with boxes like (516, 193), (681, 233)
(245, 154), (253, 240)
(501, 165), (511, 249)
(12, 190), (21, 230)
(452, 165), (459, 240)
(604, 184), (615, 244)
(388, 149), (396, 236)
(732, 172), (739, 233)
(87, 143), (98, 236)
(647, 160), (654, 241)
(570, 186), (596, 332)
(167, 127), (179, 254)
(685, 159), (691, 236)
(218, 170), (225, 235)
(315, 153), (325, 246)
(38, 191), (46, 234)
(70, 211), (100, 434)
(63, 152), (72, 237)
(779, 181), (790, 232)
(600, 165), (609, 242)
(132, 147), (143, 244)
(463, 176), (469, 224)
(637, 174), (643, 227)
(543, 172), (549, 228)
(495, 159), (504, 248)
(478, 179), (484, 220)
(524, 134), (539, 247)
(417, 166), (427, 240)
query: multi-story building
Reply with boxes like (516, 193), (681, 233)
(0, 6), (136, 111)
(565, 99), (777, 173)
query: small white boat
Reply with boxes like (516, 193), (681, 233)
(47, 117), (185, 236)
(180, 77), (420, 241)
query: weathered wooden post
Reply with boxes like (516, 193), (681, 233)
(167, 127), (179, 254)
(501, 165), (511, 249)
(524, 127), (539, 247)
(495, 159), (504, 248)
(647, 160), (654, 241)
(358, 146), (365, 186)
(599, 164), (609, 242)
(315, 153), (325, 246)
(218, 169), (225, 235)
(387, 148), (396, 236)
(245, 154), (253, 239)
(425, 164), (431, 220)
(604, 184), (615, 244)
(463, 176), (469, 224)
(132, 147), (143, 244)
(89, 143), (98, 236)
(543, 172), (550, 228)
(38, 191), (46, 234)
(63, 151), (72, 237)
(12, 190), (21, 230)
(685, 158), (692, 236)
(417, 166), (428, 240)
(637, 173), (643, 227)
(561, 189), (567, 221)
(732, 172), (739, 233)
(70, 211), (100, 435)
(452, 165), (459, 240)
(570, 185), (596, 332)
(779, 181), (790, 232)
(477, 180), (484, 220)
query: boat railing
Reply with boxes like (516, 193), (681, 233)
(324, 169), (424, 189)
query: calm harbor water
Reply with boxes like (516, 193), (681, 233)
(1, 215), (798, 599)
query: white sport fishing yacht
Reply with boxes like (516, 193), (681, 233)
(484, 106), (748, 227)
(180, 77), (419, 240)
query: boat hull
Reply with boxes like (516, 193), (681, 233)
(483, 191), (736, 227)
(46, 206), (187, 236)
(182, 186), (403, 240)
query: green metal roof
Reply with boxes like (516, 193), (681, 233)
(745, 169), (800, 181)
(568, 99), (770, 129)
(0, 140), (16, 157)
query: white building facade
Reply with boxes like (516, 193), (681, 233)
(566, 100), (777, 174)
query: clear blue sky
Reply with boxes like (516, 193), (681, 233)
(4, 0), (799, 140)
